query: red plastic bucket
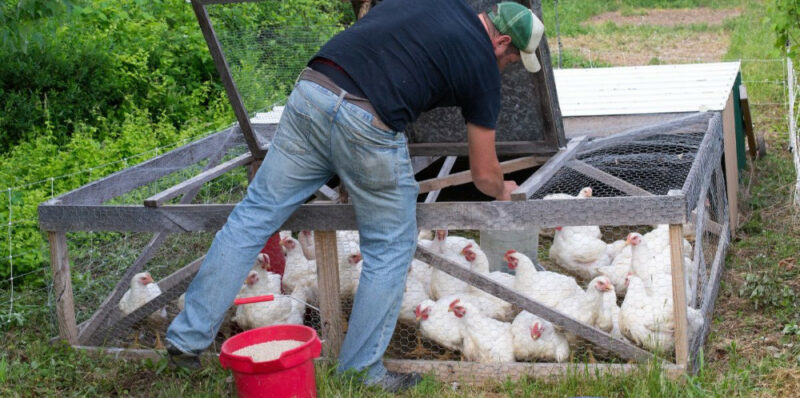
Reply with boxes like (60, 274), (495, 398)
(220, 324), (322, 398)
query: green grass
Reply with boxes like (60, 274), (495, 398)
(2, 0), (800, 396)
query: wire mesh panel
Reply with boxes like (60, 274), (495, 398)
(204, 2), (344, 116)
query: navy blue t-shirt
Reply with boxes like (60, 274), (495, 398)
(313, 0), (502, 132)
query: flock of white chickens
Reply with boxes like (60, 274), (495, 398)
(118, 186), (704, 364)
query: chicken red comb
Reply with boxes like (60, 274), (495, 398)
(448, 298), (461, 309)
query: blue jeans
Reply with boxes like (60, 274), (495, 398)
(166, 79), (419, 383)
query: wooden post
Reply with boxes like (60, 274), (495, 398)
(668, 223), (689, 368)
(315, 231), (343, 358)
(48, 231), (78, 344)
(722, 92), (739, 232)
(739, 85), (758, 160)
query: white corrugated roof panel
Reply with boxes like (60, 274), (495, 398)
(553, 62), (741, 117)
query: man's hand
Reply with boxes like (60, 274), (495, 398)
(496, 180), (519, 201)
(467, 122), (516, 200)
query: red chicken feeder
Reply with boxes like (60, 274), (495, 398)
(220, 324), (322, 398)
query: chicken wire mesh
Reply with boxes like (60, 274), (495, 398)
(204, 1), (344, 118)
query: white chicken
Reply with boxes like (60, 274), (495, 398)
(511, 311), (570, 362)
(280, 236), (318, 301)
(460, 243), (515, 321)
(506, 250), (585, 308)
(398, 276), (431, 326)
(297, 230), (316, 261)
(430, 238), (476, 300)
(543, 187), (601, 240)
(619, 274), (704, 352)
(597, 241), (633, 297)
(449, 299), (514, 363)
(415, 296), (465, 352)
(549, 227), (625, 281)
(596, 284), (623, 339)
(119, 272), (168, 349)
(627, 233), (696, 304)
(408, 258), (433, 298)
(233, 270), (301, 330)
(338, 252), (363, 300)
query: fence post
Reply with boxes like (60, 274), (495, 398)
(48, 231), (78, 344)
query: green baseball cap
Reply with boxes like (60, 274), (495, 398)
(488, 2), (545, 72)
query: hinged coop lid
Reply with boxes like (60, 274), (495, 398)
(191, 0), (565, 159)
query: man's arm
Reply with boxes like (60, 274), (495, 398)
(467, 122), (518, 201)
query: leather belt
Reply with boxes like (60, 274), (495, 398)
(298, 67), (392, 131)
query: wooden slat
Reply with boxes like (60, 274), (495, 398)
(313, 185), (340, 202)
(424, 156), (457, 203)
(411, 156), (441, 174)
(530, 0), (566, 148)
(384, 359), (684, 383)
(144, 153), (253, 207)
(668, 222), (689, 368)
(511, 136), (587, 201)
(409, 141), (557, 157)
(39, 196), (687, 233)
(739, 85), (758, 160)
(89, 256), (205, 346)
(418, 156), (546, 195)
(48, 231), (78, 344)
(51, 128), (239, 205)
(191, 1), (264, 159)
(690, 219), (730, 361)
(415, 246), (655, 362)
(721, 93), (739, 233)
(67, 346), (684, 383)
(315, 231), (343, 358)
(566, 160), (654, 197)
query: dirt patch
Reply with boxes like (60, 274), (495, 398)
(560, 30), (729, 66)
(585, 8), (741, 27)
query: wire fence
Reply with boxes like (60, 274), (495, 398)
(0, 0), (796, 341)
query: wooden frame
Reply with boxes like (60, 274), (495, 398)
(40, 80), (728, 381)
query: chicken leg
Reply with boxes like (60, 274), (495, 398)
(154, 330), (165, 350)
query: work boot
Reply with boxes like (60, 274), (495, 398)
(373, 371), (423, 393)
(166, 343), (202, 370)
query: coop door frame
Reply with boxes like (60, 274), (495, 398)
(189, 0), (565, 159)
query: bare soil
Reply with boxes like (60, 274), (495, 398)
(585, 8), (742, 27)
(559, 8), (741, 66)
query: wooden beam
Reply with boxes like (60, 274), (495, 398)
(50, 127), (239, 205)
(668, 221), (689, 368)
(315, 231), (343, 358)
(384, 359), (684, 383)
(313, 184), (340, 202)
(191, 1), (264, 158)
(48, 231), (78, 344)
(67, 346), (684, 383)
(722, 92), (739, 232)
(409, 141), (557, 157)
(690, 218), (730, 361)
(424, 156), (457, 203)
(39, 196), (687, 233)
(566, 160), (653, 197)
(89, 256), (205, 346)
(415, 246), (656, 363)
(739, 85), (758, 160)
(530, 0), (566, 148)
(418, 155), (546, 195)
(511, 136), (587, 201)
(144, 153), (253, 207)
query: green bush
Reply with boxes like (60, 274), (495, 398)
(0, 0), (350, 285)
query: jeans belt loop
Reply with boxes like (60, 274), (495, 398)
(298, 68), (393, 131)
